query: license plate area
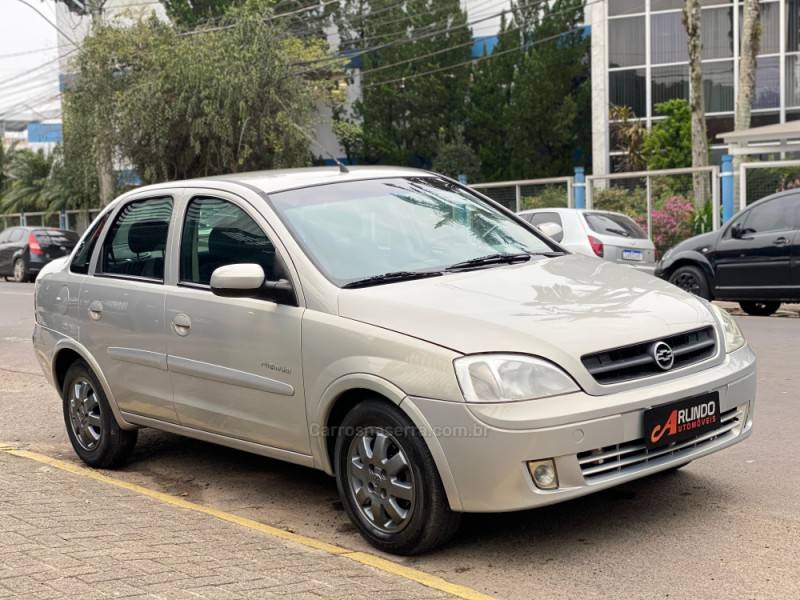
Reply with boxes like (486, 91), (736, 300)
(644, 392), (720, 449)
(622, 248), (643, 261)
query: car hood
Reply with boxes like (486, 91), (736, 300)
(337, 254), (717, 388)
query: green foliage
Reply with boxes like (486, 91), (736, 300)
(336, 0), (473, 167)
(609, 105), (647, 171)
(162, 0), (244, 29)
(520, 185), (568, 209)
(64, 3), (333, 190)
(642, 99), (692, 170)
(432, 128), (481, 183)
(691, 198), (714, 235)
(591, 186), (647, 218)
(0, 148), (53, 213)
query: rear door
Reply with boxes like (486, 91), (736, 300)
(78, 194), (178, 422)
(0, 229), (13, 274)
(712, 195), (799, 298)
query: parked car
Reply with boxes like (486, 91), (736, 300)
(0, 226), (79, 282)
(656, 188), (800, 316)
(518, 208), (657, 274)
(33, 167), (755, 554)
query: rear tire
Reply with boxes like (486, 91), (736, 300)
(12, 258), (28, 283)
(334, 399), (460, 555)
(739, 301), (780, 316)
(668, 265), (711, 299)
(62, 360), (137, 468)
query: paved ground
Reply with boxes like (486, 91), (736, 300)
(0, 451), (448, 600)
(2, 281), (800, 599)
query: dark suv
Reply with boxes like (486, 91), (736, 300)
(0, 226), (78, 282)
(655, 189), (800, 316)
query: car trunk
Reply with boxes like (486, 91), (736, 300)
(33, 229), (78, 259)
(581, 212), (656, 267)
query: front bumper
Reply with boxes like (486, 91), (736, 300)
(405, 344), (756, 513)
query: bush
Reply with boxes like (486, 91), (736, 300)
(636, 195), (694, 257)
(520, 185), (568, 209)
(591, 186), (647, 218)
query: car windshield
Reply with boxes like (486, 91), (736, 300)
(269, 177), (555, 286)
(583, 212), (647, 239)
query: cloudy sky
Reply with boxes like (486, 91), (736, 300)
(0, 0), (512, 121)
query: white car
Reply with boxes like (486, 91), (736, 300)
(519, 208), (657, 275)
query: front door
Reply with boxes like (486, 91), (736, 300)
(78, 195), (177, 422)
(165, 193), (308, 454)
(712, 194), (799, 299)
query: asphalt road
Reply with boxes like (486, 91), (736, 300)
(1, 280), (798, 599)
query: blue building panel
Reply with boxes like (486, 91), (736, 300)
(27, 122), (62, 143)
(472, 35), (499, 58)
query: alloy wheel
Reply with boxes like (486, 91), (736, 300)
(672, 271), (701, 295)
(13, 260), (24, 282)
(347, 427), (416, 533)
(68, 378), (103, 451)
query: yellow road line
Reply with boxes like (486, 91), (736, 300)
(3, 447), (493, 600)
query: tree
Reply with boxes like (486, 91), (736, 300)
(338, 0), (473, 167)
(162, 0), (244, 28)
(683, 0), (709, 206)
(432, 127), (481, 182)
(734, 0), (762, 203)
(642, 99), (692, 170)
(0, 148), (53, 214)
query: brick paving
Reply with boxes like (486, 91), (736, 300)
(0, 453), (448, 599)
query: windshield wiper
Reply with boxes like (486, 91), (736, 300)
(445, 252), (532, 271)
(605, 227), (630, 237)
(342, 270), (443, 289)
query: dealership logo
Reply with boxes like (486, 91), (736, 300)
(649, 400), (717, 445)
(652, 341), (674, 370)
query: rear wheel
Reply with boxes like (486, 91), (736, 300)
(668, 265), (710, 299)
(12, 258), (28, 283)
(62, 360), (138, 468)
(739, 301), (780, 316)
(334, 399), (460, 555)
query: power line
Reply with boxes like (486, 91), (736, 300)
(12, 0), (81, 48)
(0, 45), (62, 60)
(0, 49), (77, 94)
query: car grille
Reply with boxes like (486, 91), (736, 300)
(577, 407), (741, 482)
(581, 326), (716, 384)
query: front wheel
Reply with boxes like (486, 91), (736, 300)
(62, 360), (138, 468)
(739, 301), (780, 316)
(668, 265), (711, 299)
(334, 399), (460, 555)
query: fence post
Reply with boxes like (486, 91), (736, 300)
(20, 211), (26, 226)
(514, 185), (521, 212)
(573, 167), (586, 209)
(721, 154), (734, 223)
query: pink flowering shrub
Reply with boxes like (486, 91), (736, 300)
(635, 196), (694, 257)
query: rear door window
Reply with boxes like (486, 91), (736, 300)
(584, 212), (647, 239)
(100, 197), (173, 281)
(526, 212), (564, 242)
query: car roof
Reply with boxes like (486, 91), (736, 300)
(126, 166), (433, 197)
(518, 207), (630, 217)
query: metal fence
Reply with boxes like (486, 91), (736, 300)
(1, 209), (101, 235)
(471, 177), (575, 212)
(738, 159), (800, 209)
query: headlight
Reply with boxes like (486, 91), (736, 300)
(709, 303), (745, 353)
(454, 354), (579, 403)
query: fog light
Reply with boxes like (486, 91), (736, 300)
(527, 459), (558, 490)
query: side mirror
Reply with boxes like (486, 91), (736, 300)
(537, 222), (563, 240)
(210, 263), (296, 304)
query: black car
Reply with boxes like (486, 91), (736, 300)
(655, 189), (800, 316)
(0, 226), (79, 282)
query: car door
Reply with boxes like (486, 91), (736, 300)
(165, 192), (308, 454)
(711, 194), (799, 298)
(78, 194), (178, 422)
(0, 228), (13, 273)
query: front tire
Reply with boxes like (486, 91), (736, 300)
(334, 399), (460, 555)
(739, 301), (780, 316)
(62, 360), (138, 468)
(668, 264), (711, 299)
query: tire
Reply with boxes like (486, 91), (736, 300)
(739, 301), (780, 317)
(334, 399), (460, 555)
(62, 360), (138, 468)
(668, 264), (711, 299)
(12, 257), (28, 283)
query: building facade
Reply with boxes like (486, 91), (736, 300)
(589, 0), (800, 175)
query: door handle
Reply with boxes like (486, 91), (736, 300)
(88, 300), (103, 321)
(172, 313), (192, 336)
(772, 236), (789, 246)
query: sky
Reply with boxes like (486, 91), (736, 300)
(0, 0), (512, 122)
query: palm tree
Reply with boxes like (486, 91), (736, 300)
(609, 105), (647, 171)
(0, 148), (54, 214)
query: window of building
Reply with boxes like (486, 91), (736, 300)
(789, 0), (800, 51)
(787, 109), (800, 121)
(651, 0), (683, 11)
(754, 56), (780, 109)
(706, 115), (735, 141)
(651, 13), (689, 64)
(610, 69), (646, 116)
(180, 196), (278, 286)
(609, 17), (645, 67)
(750, 111), (781, 127)
(100, 197), (172, 281)
(608, 0), (645, 16)
(652, 65), (690, 112)
(702, 7), (734, 59)
(703, 61), (735, 112)
(788, 54), (800, 107)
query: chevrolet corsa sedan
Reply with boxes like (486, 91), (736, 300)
(33, 167), (756, 554)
